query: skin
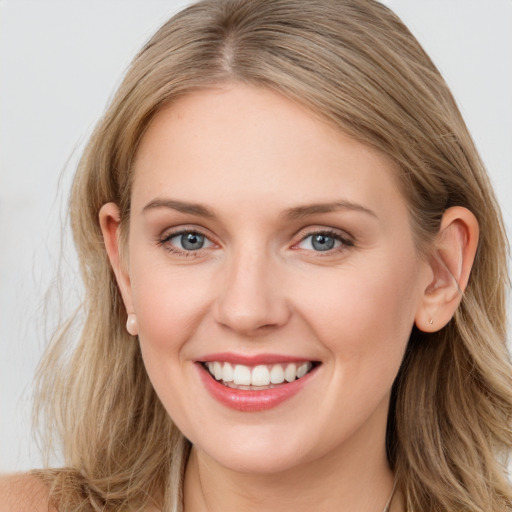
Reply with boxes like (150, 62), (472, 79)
(100, 84), (479, 512)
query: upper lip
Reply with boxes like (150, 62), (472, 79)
(197, 352), (318, 366)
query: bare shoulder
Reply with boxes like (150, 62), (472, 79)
(0, 473), (56, 512)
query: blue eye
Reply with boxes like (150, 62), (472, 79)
(311, 234), (336, 251)
(167, 231), (213, 251)
(297, 232), (349, 252)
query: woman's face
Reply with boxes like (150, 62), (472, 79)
(117, 84), (432, 473)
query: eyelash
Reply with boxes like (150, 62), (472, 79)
(293, 229), (354, 254)
(157, 228), (354, 257)
(157, 229), (214, 257)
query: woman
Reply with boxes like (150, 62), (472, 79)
(1, 0), (510, 510)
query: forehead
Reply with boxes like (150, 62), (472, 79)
(131, 84), (406, 222)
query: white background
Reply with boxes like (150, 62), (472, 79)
(1, 0), (511, 473)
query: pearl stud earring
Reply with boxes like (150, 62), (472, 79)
(126, 313), (138, 336)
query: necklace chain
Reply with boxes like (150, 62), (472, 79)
(382, 475), (398, 512)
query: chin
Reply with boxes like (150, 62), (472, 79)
(188, 422), (328, 475)
(203, 444), (310, 475)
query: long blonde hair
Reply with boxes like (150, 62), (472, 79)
(34, 1), (511, 510)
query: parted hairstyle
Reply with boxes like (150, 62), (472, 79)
(33, 0), (512, 511)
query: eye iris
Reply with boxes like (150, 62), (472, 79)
(312, 234), (335, 251)
(181, 233), (204, 250)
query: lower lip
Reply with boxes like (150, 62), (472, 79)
(197, 363), (318, 412)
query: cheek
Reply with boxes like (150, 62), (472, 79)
(291, 251), (421, 439)
(295, 250), (421, 362)
(128, 255), (218, 368)
(128, 261), (217, 421)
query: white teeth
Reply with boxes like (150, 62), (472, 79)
(205, 361), (314, 387)
(297, 362), (309, 378)
(233, 364), (252, 385)
(284, 363), (297, 382)
(269, 364), (285, 384)
(213, 361), (223, 380)
(251, 365), (270, 386)
(222, 362), (234, 382)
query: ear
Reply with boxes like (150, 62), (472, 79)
(99, 203), (136, 329)
(415, 206), (479, 332)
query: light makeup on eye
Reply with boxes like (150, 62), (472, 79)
(293, 228), (354, 255)
(157, 229), (215, 256)
(154, 222), (355, 259)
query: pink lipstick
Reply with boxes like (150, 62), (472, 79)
(196, 354), (319, 412)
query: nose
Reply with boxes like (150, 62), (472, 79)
(213, 248), (291, 336)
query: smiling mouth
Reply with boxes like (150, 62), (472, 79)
(201, 361), (319, 390)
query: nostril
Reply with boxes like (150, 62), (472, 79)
(212, 259), (291, 334)
(214, 307), (289, 335)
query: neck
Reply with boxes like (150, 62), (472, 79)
(183, 419), (397, 512)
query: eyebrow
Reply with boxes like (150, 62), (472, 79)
(142, 199), (215, 218)
(283, 201), (377, 220)
(142, 198), (377, 219)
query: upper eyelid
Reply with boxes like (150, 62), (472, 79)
(163, 228), (205, 239)
(167, 230), (212, 243)
(160, 226), (216, 242)
(292, 226), (353, 242)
